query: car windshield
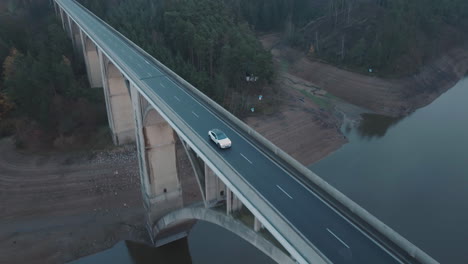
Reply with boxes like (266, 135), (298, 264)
(216, 132), (227, 140)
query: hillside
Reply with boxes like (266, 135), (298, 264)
(299, 0), (468, 77)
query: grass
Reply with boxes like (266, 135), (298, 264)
(300, 89), (331, 109)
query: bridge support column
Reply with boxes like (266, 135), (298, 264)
(54, 1), (58, 17)
(67, 16), (75, 48)
(226, 188), (242, 215)
(130, 85), (183, 236)
(59, 8), (65, 31)
(254, 217), (264, 232)
(81, 32), (103, 88)
(71, 22), (83, 59)
(99, 54), (135, 145)
(62, 12), (71, 38)
(205, 164), (226, 207)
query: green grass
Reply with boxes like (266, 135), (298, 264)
(300, 89), (331, 109)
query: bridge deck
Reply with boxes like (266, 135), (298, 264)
(57, 0), (406, 263)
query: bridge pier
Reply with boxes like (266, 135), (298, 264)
(226, 188), (243, 215)
(53, 1), (58, 17)
(66, 16), (75, 49)
(130, 85), (184, 236)
(59, 8), (65, 31)
(204, 164), (226, 207)
(99, 54), (135, 145)
(254, 217), (264, 232)
(70, 21), (83, 60)
(81, 33), (103, 88)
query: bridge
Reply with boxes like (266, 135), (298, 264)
(52, 0), (439, 263)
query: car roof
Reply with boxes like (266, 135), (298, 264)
(211, 128), (224, 135)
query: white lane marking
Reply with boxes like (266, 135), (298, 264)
(166, 77), (404, 264)
(326, 228), (350, 249)
(240, 153), (253, 164)
(70, 5), (398, 261)
(276, 185), (293, 199)
(160, 83), (166, 88)
(173, 96), (181, 102)
(145, 60), (150, 64)
(192, 111), (199, 118)
(163, 77), (403, 263)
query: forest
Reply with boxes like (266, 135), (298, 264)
(1, 0), (467, 148)
(79, 0), (275, 116)
(0, 0), (107, 148)
(79, 0), (468, 77)
(235, 0), (468, 75)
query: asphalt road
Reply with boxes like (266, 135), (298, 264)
(58, 0), (404, 263)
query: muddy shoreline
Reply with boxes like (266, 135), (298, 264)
(291, 47), (468, 117)
(255, 34), (468, 165)
(0, 139), (149, 264)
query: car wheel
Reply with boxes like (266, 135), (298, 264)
(217, 143), (220, 148)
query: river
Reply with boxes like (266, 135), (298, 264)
(311, 77), (468, 263)
(70, 78), (467, 263)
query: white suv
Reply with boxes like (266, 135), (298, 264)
(208, 129), (232, 149)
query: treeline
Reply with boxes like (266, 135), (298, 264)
(228, 0), (468, 76)
(0, 0), (107, 148)
(226, 0), (325, 31)
(308, 0), (468, 75)
(79, 0), (274, 115)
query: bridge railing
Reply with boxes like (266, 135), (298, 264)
(62, 1), (326, 263)
(61, 1), (439, 263)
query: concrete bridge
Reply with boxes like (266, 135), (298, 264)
(53, 1), (440, 263)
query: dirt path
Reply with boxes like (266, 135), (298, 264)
(0, 138), (147, 264)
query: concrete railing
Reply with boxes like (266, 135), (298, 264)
(61, 1), (439, 263)
(125, 39), (439, 264)
(62, 2), (326, 263)
(135, 36), (440, 264)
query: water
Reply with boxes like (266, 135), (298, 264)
(71, 79), (468, 264)
(69, 221), (275, 264)
(311, 78), (468, 263)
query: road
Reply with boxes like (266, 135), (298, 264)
(58, 0), (403, 263)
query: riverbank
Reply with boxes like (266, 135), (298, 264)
(248, 33), (468, 166)
(266, 31), (468, 117)
(295, 47), (468, 117)
(310, 78), (468, 264)
(0, 134), (200, 264)
(0, 138), (148, 264)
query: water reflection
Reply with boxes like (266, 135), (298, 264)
(126, 239), (192, 264)
(69, 221), (275, 264)
(311, 78), (468, 263)
(69, 239), (192, 264)
(356, 113), (402, 139)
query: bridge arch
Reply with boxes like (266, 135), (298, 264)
(154, 207), (295, 264)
